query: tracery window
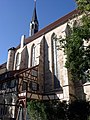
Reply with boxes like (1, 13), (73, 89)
(31, 44), (36, 67)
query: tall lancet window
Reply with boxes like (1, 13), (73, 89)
(31, 44), (36, 67)
(65, 23), (71, 37)
(52, 33), (58, 76)
(51, 33), (60, 89)
(15, 52), (20, 70)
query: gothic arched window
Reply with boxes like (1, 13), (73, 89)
(31, 44), (35, 67)
(65, 23), (71, 37)
(51, 33), (60, 89)
(51, 33), (58, 77)
(15, 52), (20, 70)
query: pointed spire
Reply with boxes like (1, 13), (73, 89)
(32, 0), (38, 22)
(29, 0), (39, 36)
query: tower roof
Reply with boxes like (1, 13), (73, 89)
(32, 0), (38, 22)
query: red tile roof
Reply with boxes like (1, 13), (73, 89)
(0, 62), (6, 69)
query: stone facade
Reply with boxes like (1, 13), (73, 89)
(0, 8), (90, 119)
(0, 10), (90, 100)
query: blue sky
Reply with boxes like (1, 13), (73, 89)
(0, 0), (76, 65)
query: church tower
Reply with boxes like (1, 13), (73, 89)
(29, 0), (39, 36)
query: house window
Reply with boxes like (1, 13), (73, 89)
(7, 81), (11, 88)
(2, 82), (7, 90)
(31, 44), (36, 67)
(0, 84), (2, 90)
(10, 80), (16, 88)
(22, 81), (27, 91)
(15, 52), (20, 70)
(0, 108), (3, 116)
(29, 81), (39, 91)
(31, 69), (37, 77)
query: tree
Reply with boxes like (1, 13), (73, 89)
(68, 100), (90, 120)
(76, 0), (90, 12)
(27, 100), (90, 120)
(58, 0), (90, 83)
(27, 100), (47, 120)
(44, 100), (67, 120)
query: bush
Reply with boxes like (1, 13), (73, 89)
(27, 100), (90, 120)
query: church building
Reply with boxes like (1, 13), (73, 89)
(0, 1), (90, 119)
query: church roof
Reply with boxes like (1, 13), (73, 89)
(16, 9), (78, 49)
(0, 9), (79, 72)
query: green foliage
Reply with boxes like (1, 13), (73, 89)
(58, 5), (90, 82)
(27, 100), (68, 120)
(44, 100), (67, 120)
(59, 26), (90, 82)
(76, 0), (90, 12)
(27, 100), (90, 120)
(27, 100), (47, 120)
(68, 100), (90, 120)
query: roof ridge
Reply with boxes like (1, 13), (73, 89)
(16, 9), (78, 49)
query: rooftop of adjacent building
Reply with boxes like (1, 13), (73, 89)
(0, 62), (7, 69)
